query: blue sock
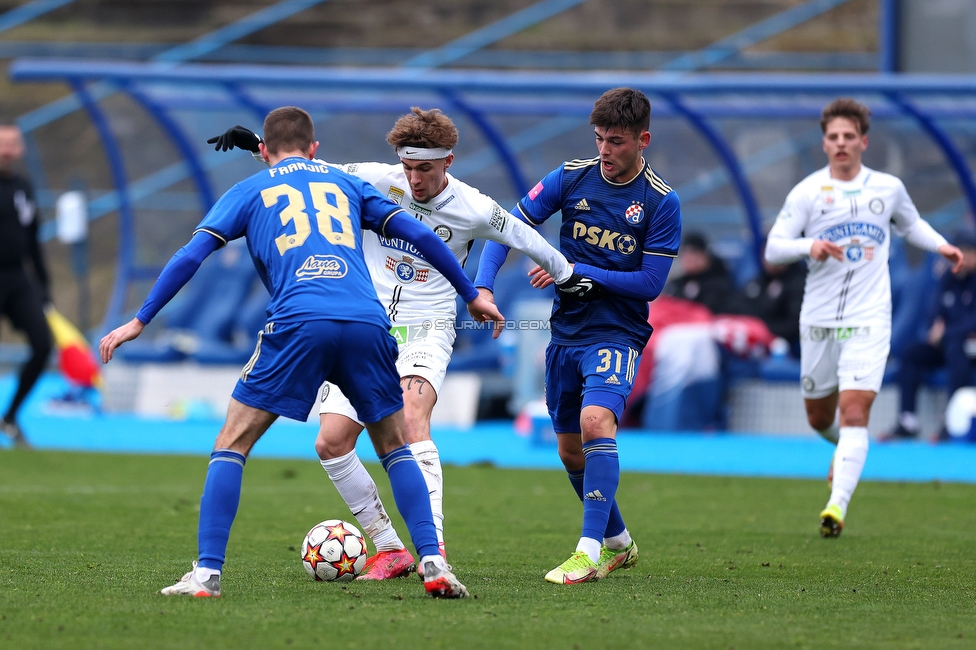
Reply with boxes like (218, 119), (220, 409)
(197, 449), (246, 571)
(379, 445), (439, 559)
(570, 466), (627, 539)
(567, 469), (585, 499)
(580, 438), (620, 543)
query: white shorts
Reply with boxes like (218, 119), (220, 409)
(318, 325), (455, 422)
(799, 324), (890, 399)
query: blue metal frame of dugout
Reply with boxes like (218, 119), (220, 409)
(10, 59), (976, 330)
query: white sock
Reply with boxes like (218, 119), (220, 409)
(409, 440), (445, 546)
(575, 537), (602, 564)
(827, 426), (869, 517)
(603, 529), (632, 550)
(194, 565), (220, 582)
(816, 422), (840, 444)
(320, 450), (405, 552)
(419, 553), (449, 574)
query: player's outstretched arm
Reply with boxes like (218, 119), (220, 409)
(479, 213), (571, 286)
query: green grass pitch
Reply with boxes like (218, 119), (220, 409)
(1, 449), (975, 649)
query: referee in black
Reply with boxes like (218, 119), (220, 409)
(0, 124), (52, 449)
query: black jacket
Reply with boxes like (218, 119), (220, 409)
(0, 172), (49, 296)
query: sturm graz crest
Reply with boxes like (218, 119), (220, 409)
(396, 261), (417, 283)
(434, 225), (452, 242)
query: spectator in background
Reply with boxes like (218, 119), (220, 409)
(730, 242), (806, 356)
(886, 233), (976, 441)
(665, 231), (736, 315)
(0, 124), (52, 449)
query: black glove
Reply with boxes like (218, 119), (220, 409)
(556, 273), (603, 301)
(207, 125), (262, 153)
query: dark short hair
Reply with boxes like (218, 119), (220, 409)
(263, 107), (314, 155)
(590, 88), (650, 137)
(820, 98), (871, 136)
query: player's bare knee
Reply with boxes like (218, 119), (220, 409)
(315, 431), (355, 460)
(556, 437), (584, 470)
(558, 448), (584, 471)
(806, 412), (834, 432)
(839, 406), (869, 427)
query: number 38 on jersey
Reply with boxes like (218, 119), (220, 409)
(261, 182), (356, 255)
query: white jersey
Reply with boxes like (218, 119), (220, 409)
(767, 165), (941, 328)
(332, 161), (571, 330)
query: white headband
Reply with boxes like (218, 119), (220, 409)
(396, 146), (453, 160)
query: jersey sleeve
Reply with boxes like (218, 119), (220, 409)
(194, 183), (251, 245)
(765, 184), (815, 264)
(471, 199), (572, 285)
(513, 166), (565, 226)
(890, 179), (921, 236)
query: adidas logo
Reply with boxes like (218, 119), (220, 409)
(605, 374), (621, 385)
(584, 489), (607, 502)
(575, 198), (590, 211)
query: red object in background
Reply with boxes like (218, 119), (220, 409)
(58, 343), (102, 388)
(44, 307), (103, 389)
(621, 296), (775, 428)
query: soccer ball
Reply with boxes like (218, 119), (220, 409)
(301, 519), (368, 582)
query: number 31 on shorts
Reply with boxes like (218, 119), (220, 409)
(593, 346), (639, 383)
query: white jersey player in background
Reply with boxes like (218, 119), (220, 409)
(210, 109), (592, 578)
(765, 98), (963, 538)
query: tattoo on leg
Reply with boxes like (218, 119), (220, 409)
(402, 377), (426, 394)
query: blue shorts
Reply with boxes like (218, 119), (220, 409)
(545, 341), (642, 434)
(232, 320), (403, 423)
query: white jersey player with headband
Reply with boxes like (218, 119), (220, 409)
(765, 98), (962, 541)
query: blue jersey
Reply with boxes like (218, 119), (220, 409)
(517, 157), (681, 350)
(195, 156), (403, 329)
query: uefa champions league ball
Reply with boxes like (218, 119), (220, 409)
(301, 519), (368, 581)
